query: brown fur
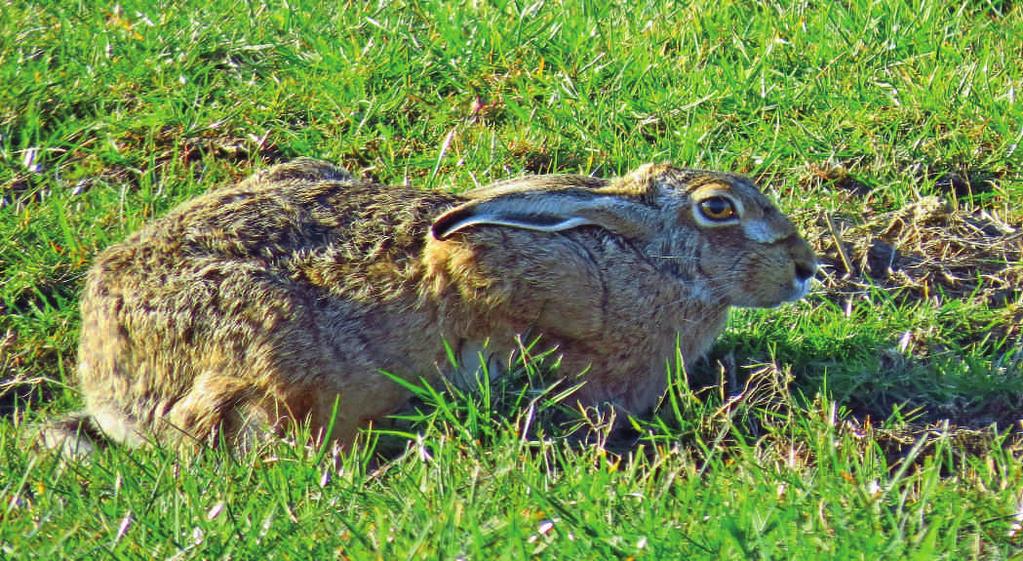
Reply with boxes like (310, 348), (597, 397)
(45, 159), (816, 452)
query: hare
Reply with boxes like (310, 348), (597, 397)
(43, 158), (816, 454)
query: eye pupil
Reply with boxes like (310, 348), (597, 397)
(699, 197), (735, 221)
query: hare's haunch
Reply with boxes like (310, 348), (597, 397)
(52, 159), (817, 452)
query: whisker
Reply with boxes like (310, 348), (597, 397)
(648, 253), (699, 262)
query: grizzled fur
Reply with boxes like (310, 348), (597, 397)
(40, 158), (816, 454)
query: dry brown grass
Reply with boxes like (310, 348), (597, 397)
(806, 195), (1022, 328)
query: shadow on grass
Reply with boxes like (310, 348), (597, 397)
(706, 319), (1023, 428)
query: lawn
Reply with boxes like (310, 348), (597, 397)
(1, 0), (1022, 558)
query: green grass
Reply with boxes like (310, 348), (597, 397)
(3, 372), (1023, 559)
(1, 0), (1022, 558)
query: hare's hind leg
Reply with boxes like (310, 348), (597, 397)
(160, 374), (277, 449)
(160, 365), (355, 450)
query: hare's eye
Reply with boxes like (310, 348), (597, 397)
(697, 197), (737, 221)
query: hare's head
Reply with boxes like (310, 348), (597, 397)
(432, 163), (817, 308)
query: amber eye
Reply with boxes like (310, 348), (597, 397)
(697, 196), (737, 221)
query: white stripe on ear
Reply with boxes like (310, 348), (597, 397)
(431, 184), (655, 241)
(432, 214), (595, 240)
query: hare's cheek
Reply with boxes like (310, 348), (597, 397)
(756, 250), (804, 305)
(721, 251), (795, 308)
(691, 251), (741, 303)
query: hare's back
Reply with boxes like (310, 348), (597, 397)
(93, 169), (456, 280)
(80, 167), (461, 345)
(144, 177), (455, 261)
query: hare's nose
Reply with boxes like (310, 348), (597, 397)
(794, 261), (816, 283)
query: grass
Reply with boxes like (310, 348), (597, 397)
(3, 372), (1022, 559)
(1, 0), (1022, 558)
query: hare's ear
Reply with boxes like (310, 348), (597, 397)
(431, 190), (654, 240)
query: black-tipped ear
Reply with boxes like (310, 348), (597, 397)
(430, 187), (655, 241)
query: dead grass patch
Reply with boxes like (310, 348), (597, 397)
(806, 196), (1022, 312)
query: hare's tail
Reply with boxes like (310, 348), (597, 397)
(32, 412), (106, 458)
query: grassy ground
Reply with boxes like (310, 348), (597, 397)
(1, 0), (1022, 558)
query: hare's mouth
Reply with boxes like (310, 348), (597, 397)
(731, 276), (814, 309)
(785, 276), (814, 302)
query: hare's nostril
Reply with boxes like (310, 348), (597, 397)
(794, 262), (816, 282)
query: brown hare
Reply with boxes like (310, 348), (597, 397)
(43, 158), (816, 454)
